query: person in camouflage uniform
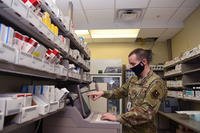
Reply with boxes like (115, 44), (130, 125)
(88, 48), (167, 133)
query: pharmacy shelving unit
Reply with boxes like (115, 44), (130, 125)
(158, 47), (200, 132)
(0, 0), (91, 132)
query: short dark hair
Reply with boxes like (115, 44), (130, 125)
(128, 48), (152, 64)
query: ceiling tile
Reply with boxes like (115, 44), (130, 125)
(149, 0), (184, 8)
(156, 28), (181, 42)
(181, 0), (200, 8)
(156, 36), (170, 42)
(169, 8), (194, 22)
(161, 28), (181, 37)
(142, 8), (177, 24)
(116, 0), (150, 9)
(86, 9), (114, 24)
(73, 10), (88, 28)
(138, 28), (166, 38)
(81, 0), (114, 10)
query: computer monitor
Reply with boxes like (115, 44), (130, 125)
(78, 87), (91, 118)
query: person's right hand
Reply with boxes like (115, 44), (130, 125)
(87, 91), (104, 101)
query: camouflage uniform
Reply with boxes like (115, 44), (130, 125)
(102, 70), (167, 133)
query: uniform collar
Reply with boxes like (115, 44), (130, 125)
(137, 70), (154, 84)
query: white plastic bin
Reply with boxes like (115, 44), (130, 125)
(13, 105), (39, 124)
(18, 51), (33, 67)
(27, 9), (40, 29)
(11, 0), (28, 18)
(49, 101), (59, 113)
(0, 0), (13, 8)
(59, 101), (65, 109)
(0, 43), (17, 63)
(32, 56), (43, 70)
(43, 61), (54, 73)
(0, 112), (4, 131)
(46, 30), (54, 41)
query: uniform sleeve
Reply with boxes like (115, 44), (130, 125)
(116, 79), (167, 126)
(102, 78), (132, 99)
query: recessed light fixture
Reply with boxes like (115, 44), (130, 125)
(75, 30), (89, 35)
(90, 29), (140, 38)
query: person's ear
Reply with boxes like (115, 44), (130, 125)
(142, 59), (148, 65)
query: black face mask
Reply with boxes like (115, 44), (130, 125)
(130, 62), (145, 77)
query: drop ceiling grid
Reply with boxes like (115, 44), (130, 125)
(69, 0), (200, 40)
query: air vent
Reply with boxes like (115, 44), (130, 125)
(117, 9), (143, 22)
(135, 37), (158, 42)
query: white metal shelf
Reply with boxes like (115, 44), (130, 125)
(167, 95), (200, 103)
(183, 68), (200, 75)
(164, 72), (183, 78)
(0, 108), (65, 133)
(158, 111), (200, 133)
(0, 60), (89, 84)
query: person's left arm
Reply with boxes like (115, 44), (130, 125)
(116, 79), (167, 126)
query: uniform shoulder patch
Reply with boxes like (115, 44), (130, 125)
(151, 90), (160, 99)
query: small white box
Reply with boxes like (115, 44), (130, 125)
(33, 96), (49, 115)
(18, 51), (33, 67)
(13, 105), (39, 124)
(0, 97), (23, 116)
(49, 101), (59, 113)
(27, 9), (40, 29)
(0, 43), (16, 63)
(11, 0), (28, 18)
(0, 112), (4, 131)
(0, 0), (13, 7)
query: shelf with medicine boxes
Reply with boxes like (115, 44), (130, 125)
(39, 0), (91, 60)
(158, 111), (200, 133)
(0, 0), (90, 74)
(0, 85), (68, 132)
(40, 0), (69, 35)
(0, 0), (70, 58)
(66, 32), (91, 60)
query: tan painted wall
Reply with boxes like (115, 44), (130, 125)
(172, 7), (200, 58)
(88, 42), (169, 65)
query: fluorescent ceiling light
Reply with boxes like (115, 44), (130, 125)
(90, 29), (140, 38)
(75, 30), (89, 35)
